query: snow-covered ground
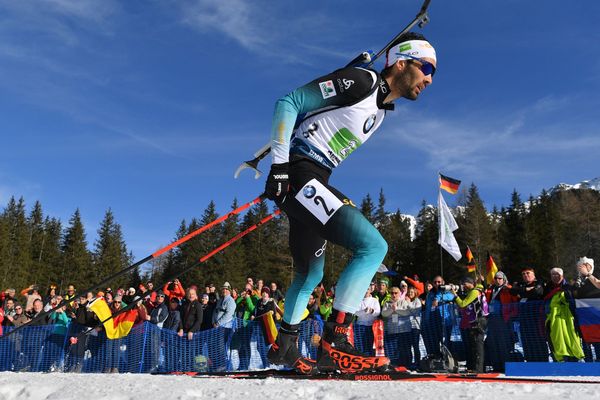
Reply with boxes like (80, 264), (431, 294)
(0, 372), (599, 400)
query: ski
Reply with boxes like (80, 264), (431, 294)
(180, 369), (600, 384)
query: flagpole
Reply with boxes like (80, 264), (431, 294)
(439, 190), (443, 276)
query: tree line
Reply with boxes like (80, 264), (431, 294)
(1, 185), (599, 293)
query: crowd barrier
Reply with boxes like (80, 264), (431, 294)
(0, 300), (597, 373)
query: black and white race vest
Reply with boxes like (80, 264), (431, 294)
(290, 69), (387, 170)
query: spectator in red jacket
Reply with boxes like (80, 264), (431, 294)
(485, 270), (518, 371)
(162, 279), (185, 302)
(404, 274), (425, 296)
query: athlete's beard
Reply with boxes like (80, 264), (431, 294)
(395, 68), (419, 101)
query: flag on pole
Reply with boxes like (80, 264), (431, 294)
(486, 252), (499, 285)
(439, 173), (461, 195)
(466, 246), (477, 273)
(575, 299), (600, 342)
(438, 191), (462, 261)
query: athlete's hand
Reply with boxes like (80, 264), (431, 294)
(265, 162), (289, 202)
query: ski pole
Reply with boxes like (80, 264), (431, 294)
(234, 0), (433, 179)
(2, 194), (267, 339)
(82, 209), (281, 335)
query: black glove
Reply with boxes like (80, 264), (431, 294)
(265, 162), (289, 201)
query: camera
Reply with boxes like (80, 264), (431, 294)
(439, 284), (459, 292)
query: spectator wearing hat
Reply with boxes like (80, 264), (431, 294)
(575, 257), (600, 297)
(163, 297), (181, 331)
(510, 267), (548, 362)
(235, 285), (259, 370)
(574, 257), (600, 361)
(544, 267), (584, 362)
(211, 282), (236, 371)
(422, 275), (455, 358)
(484, 270), (518, 372)
(451, 277), (488, 373)
(200, 294), (215, 331)
(355, 285), (381, 357)
(253, 287), (277, 368)
(207, 283), (219, 304)
(148, 291), (169, 328)
(374, 278), (391, 306)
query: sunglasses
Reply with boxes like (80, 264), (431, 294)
(396, 53), (436, 77)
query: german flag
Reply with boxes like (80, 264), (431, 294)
(466, 246), (477, 273)
(88, 298), (138, 339)
(259, 311), (278, 346)
(439, 173), (461, 195)
(486, 252), (499, 285)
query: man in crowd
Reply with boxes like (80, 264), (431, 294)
(211, 282), (236, 371)
(200, 293), (215, 331)
(178, 288), (202, 340)
(373, 277), (391, 306)
(269, 282), (285, 303)
(452, 277), (488, 373)
(510, 267), (548, 362)
(422, 276), (455, 358)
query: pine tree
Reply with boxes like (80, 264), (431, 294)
(61, 209), (92, 290)
(499, 190), (532, 276)
(360, 193), (376, 224)
(0, 214), (11, 289)
(455, 184), (496, 280)
(42, 217), (63, 288)
(3, 197), (31, 290)
(93, 209), (131, 289)
(28, 201), (47, 285)
(412, 200), (442, 281)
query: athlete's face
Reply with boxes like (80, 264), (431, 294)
(395, 58), (435, 101)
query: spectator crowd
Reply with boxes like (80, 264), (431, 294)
(1, 257), (599, 374)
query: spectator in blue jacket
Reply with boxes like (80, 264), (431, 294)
(421, 275), (455, 358)
(211, 282), (236, 371)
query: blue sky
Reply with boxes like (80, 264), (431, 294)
(1, 0), (599, 260)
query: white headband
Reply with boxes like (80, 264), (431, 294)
(386, 40), (437, 67)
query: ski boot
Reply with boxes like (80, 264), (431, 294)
(267, 322), (318, 375)
(317, 310), (390, 373)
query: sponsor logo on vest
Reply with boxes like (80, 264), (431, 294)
(314, 241), (327, 257)
(363, 114), (376, 134)
(379, 79), (388, 94)
(328, 128), (362, 160)
(308, 149), (324, 163)
(302, 122), (319, 139)
(303, 185), (316, 199)
(342, 79), (354, 90)
(319, 80), (337, 99)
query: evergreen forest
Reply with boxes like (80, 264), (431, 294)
(1, 185), (599, 293)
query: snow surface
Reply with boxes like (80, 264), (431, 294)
(0, 372), (599, 400)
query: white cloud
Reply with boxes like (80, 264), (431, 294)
(181, 0), (267, 51)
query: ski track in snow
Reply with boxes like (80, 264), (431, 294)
(1, 372), (599, 400)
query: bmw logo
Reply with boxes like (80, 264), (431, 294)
(363, 114), (376, 134)
(303, 185), (316, 198)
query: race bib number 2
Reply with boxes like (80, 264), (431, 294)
(295, 179), (343, 224)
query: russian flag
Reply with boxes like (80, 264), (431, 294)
(575, 298), (600, 342)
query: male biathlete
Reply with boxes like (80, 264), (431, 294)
(264, 32), (437, 374)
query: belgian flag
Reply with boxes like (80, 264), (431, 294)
(439, 173), (461, 195)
